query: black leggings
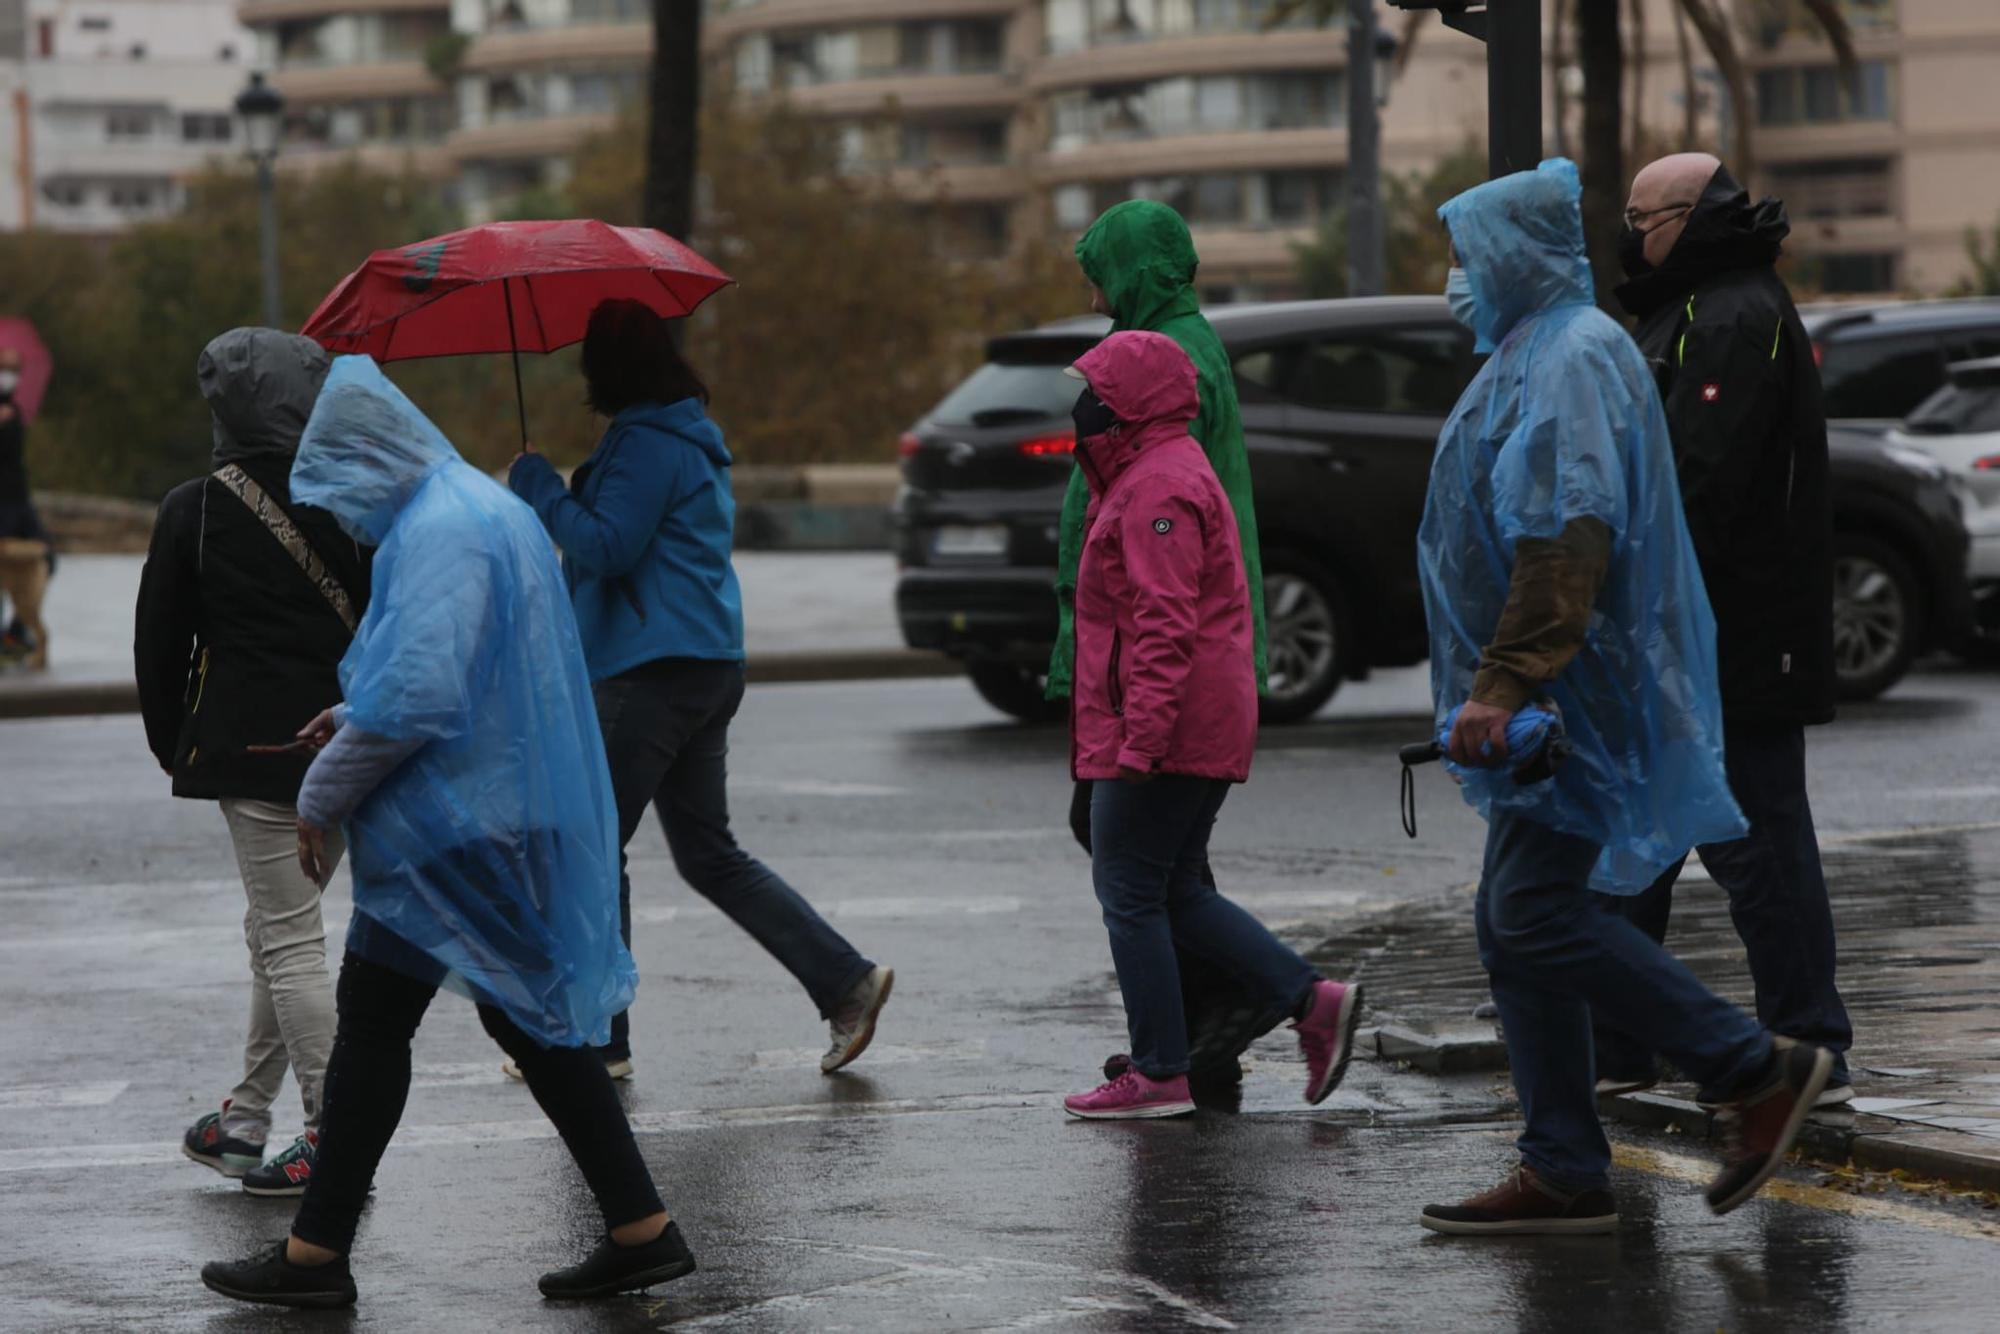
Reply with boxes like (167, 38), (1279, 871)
(291, 950), (664, 1255)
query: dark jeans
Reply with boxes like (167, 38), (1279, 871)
(1090, 776), (1317, 1079)
(1478, 810), (1772, 1194)
(1594, 723), (1852, 1087)
(292, 951), (663, 1255)
(595, 658), (873, 1059)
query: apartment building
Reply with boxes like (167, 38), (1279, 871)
(0, 0), (254, 231)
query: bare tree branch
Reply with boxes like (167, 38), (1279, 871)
(1671, 0), (1698, 150)
(1676, 0), (1753, 181)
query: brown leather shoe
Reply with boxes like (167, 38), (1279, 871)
(1706, 1040), (1834, 1215)
(1420, 1164), (1618, 1236)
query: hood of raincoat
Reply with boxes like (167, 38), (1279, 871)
(1417, 157), (1746, 892)
(1070, 331), (1202, 494)
(199, 328), (332, 468)
(1075, 200), (1203, 333)
(1437, 158), (1596, 355)
(292, 356), (455, 544)
(1614, 163), (1791, 319)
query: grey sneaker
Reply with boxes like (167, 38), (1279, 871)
(822, 966), (894, 1074)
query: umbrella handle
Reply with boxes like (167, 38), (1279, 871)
(504, 275), (529, 450)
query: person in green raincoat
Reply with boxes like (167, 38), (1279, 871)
(1051, 201), (1267, 699)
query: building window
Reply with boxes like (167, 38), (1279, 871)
(108, 184), (157, 209)
(1766, 158), (1892, 220)
(1053, 168), (1339, 231)
(40, 182), (85, 208)
(181, 113), (234, 143)
(1048, 71), (1341, 151)
(105, 111), (152, 140)
(1803, 252), (1898, 293)
(1751, 0), (1896, 47)
(79, 17), (111, 32)
(1756, 59), (1894, 127)
(1044, 0), (1307, 55)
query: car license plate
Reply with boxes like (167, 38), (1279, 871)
(933, 524), (1009, 560)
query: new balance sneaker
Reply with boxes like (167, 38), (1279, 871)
(822, 965), (895, 1074)
(503, 1057), (634, 1082)
(242, 1133), (317, 1198)
(201, 1241), (356, 1309)
(1293, 979), (1364, 1105)
(539, 1221), (698, 1300)
(1063, 1070), (1195, 1120)
(182, 1102), (265, 1179)
(1421, 1165), (1619, 1236)
(1706, 1040), (1835, 1215)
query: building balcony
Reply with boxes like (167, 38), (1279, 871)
(278, 140), (456, 178)
(708, 0), (1021, 43)
(770, 70), (1021, 118)
(860, 161), (1022, 203)
(1185, 225), (1317, 277)
(462, 22), (652, 73)
(1753, 121), (1904, 161)
(1030, 29), (1344, 93)
(34, 141), (225, 180)
(238, 0), (448, 25)
(1037, 127), (1345, 184)
(447, 111), (614, 163)
(271, 61), (446, 104)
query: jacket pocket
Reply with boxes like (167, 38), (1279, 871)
(1107, 629), (1124, 716)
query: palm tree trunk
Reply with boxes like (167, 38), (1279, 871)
(644, 0), (700, 240)
(1576, 0), (1624, 309)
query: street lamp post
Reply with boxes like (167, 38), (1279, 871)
(235, 72), (285, 330)
(1346, 0), (1398, 298)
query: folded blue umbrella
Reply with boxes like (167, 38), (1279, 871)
(1400, 704), (1570, 838)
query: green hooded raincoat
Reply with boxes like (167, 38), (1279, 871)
(1051, 201), (1267, 697)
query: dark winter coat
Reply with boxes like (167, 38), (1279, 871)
(1615, 165), (1835, 727)
(134, 329), (371, 803)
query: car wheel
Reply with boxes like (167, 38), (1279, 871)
(965, 659), (1067, 724)
(1832, 535), (1922, 702)
(1258, 555), (1350, 725)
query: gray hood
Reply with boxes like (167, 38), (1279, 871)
(198, 328), (332, 468)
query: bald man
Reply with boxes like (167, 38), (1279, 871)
(1599, 153), (1851, 1105)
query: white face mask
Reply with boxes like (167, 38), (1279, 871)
(1444, 267), (1479, 331)
(0, 371), (19, 396)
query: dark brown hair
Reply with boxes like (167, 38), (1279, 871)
(580, 298), (708, 416)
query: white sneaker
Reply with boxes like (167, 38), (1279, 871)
(501, 1057), (634, 1082)
(822, 966), (894, 1074)
(1815, 1083), (1854, 1108)
(1595, 1075), (1659, 1098)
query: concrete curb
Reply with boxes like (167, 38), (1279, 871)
(0, 650), (962, 721)
(1599, 1089), (2000, 1195)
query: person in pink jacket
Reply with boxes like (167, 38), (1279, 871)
(1062, 330), (1365, 1120)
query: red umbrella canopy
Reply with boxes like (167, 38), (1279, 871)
(301, 219), (733, 361)
(0, 317), (54, 423)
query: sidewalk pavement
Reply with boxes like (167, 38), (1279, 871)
(1313, 821), (2000, 1196)
(0, 551), (949, 716)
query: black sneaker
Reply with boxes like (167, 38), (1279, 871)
(242, 1132), (316, 1197)
(538, 1221), (698, 1300)
(182, 1104), (265, 1179)
(201, 1241), (356, 1309)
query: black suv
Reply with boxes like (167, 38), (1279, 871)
(894, 297), (1478, 723)
(1805, 297), (2000, 432)
(896, 298), (1974, 719)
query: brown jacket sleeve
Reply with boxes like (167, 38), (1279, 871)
(1470, 517), (1611, 711)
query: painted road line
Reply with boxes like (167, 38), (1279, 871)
(750, 1039), (987, 1071)
(0, 1081), (128, 1110)
(1613, 1144), (2000, 1243)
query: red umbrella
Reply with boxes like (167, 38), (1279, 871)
(301, 218), (733, 444)
(0, 318), (54, 423)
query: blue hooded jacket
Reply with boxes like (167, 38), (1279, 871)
(292, 357), (635, 1046)
(509, 398), (745, 681)
(1421, 159), (1745, 892)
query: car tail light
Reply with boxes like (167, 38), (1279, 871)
(1018, 433), (1075, 458)
(898, 432), (922, 459)
(1812, 340), (1825, 367)
(1974, 456), (2000, 471)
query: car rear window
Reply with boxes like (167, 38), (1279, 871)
(1904, 380), (2000, 436)
(928, 362), (1080, 429)
(1819, 333), (1947, 420)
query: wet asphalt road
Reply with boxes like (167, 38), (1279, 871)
(4, 666), (2000, 1331)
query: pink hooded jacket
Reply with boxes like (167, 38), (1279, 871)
(1070, 330), (1257, 783)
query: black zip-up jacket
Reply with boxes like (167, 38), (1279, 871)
(1615, 166), (1835, 728)
(134, 331), (371, 803)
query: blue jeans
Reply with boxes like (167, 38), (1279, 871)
(1595, 724), (1852, 1087)
(1478, 810), (1772, 1194)
(1091, 776), (1317, 1079)
(595, 659), (874, 1060)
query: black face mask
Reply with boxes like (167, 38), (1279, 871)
(1617, 225), (1653, 279)
(1071, 386), (1117, 443)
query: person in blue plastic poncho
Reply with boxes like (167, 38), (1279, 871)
(1414, 160), (1836, 1239)
(200, 358), (697, 1311)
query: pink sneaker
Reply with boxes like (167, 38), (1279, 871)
(1063, 1069), (1196, 1120)
(1294, 979), (1365, 1105)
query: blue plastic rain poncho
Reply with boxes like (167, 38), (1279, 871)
(1421, 159), (1745, 892)
(292, 357), (635, 1045)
